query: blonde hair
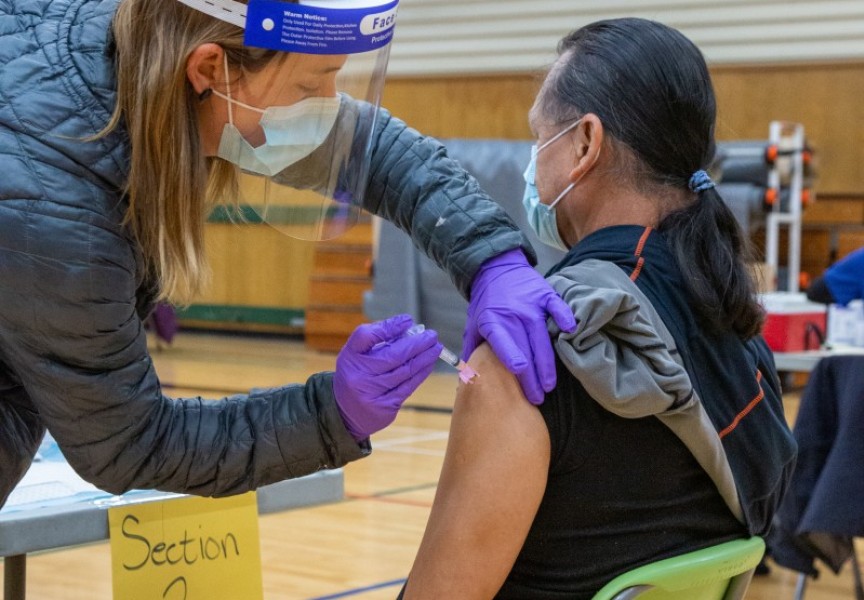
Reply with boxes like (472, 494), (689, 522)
(103, 0), (276, 304)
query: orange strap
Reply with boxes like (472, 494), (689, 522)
(718, 371), (765, 440)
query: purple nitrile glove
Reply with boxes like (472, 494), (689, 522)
(462, 249), (577, 405)
(147, 302), (179, 344)
(334, 314), (443, 442)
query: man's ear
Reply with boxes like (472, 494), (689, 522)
(186, 43), (224, 96)
(568, 113), (604, 183)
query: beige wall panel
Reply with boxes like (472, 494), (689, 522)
(799, 229), (832, 275)
(196, 222), (316, 308)
(712, 62), (864, 195)
(383, 62), (864, 195)
(839, 231), (864, 257)
(804, 198), (864, 225)
(382, 75), (539, 140)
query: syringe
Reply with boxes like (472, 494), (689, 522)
(405, 324), (478, 384)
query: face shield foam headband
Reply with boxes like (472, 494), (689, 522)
(174, 0), (400, 241)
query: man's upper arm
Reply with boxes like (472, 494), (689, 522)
(404, 343), (551, 599)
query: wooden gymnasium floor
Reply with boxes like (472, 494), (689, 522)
(2, 331), (860, 599)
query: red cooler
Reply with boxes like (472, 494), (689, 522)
(760, 293), (827, 352)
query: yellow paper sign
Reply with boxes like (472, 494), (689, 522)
(108, 492), (263, 600)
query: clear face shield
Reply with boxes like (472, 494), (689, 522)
(177, 0), (398, 240)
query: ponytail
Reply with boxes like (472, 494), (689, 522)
(659, 181), (765, 339)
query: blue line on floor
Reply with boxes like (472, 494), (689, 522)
(307, 578), (407, 599)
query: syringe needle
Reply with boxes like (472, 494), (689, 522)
(406, 324), (478, 383)
(437, 344), (478, 384)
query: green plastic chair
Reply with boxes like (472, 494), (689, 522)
(591, 537), (766, 600)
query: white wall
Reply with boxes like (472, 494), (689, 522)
(387, 0), (864, 76)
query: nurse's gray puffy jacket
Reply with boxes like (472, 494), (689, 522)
(0, 0), (534, 506)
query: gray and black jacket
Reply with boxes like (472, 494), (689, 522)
(545, 226), (797, 536)
(0, 0), (534, 506)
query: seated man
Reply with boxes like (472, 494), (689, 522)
(400, 17), (796, 599)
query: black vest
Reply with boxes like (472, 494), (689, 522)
(497, 225), (795, 598)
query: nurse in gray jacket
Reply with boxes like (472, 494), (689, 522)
(0, 0), (576, 506)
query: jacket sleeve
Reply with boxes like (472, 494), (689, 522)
(1, 214), (366, 497)
(362, 106), (537, 298)
(805, 275), (835, 305)
(823, 247), (864, 306)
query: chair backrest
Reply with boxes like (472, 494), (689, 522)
(591, 537), (766, 600)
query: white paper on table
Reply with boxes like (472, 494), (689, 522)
(2, 437), (184, 515)
(1, 440), (104, 513)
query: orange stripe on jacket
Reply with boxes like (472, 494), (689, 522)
(718, 371), (765, 440)
(630, 227), (652, 282)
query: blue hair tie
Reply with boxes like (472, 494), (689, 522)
(688, 169), (715, 193)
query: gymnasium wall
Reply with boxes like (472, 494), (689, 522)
(189, 2), (864, 331)
(386, 0), (864, 76)
(379, 61), (864, 278)
(381, 64), (864, 193)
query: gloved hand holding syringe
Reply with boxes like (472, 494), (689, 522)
(404, 324), (478, 384)
(333, 315), (479, 443)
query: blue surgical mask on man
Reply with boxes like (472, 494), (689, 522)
(522, 118), (583, 251)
